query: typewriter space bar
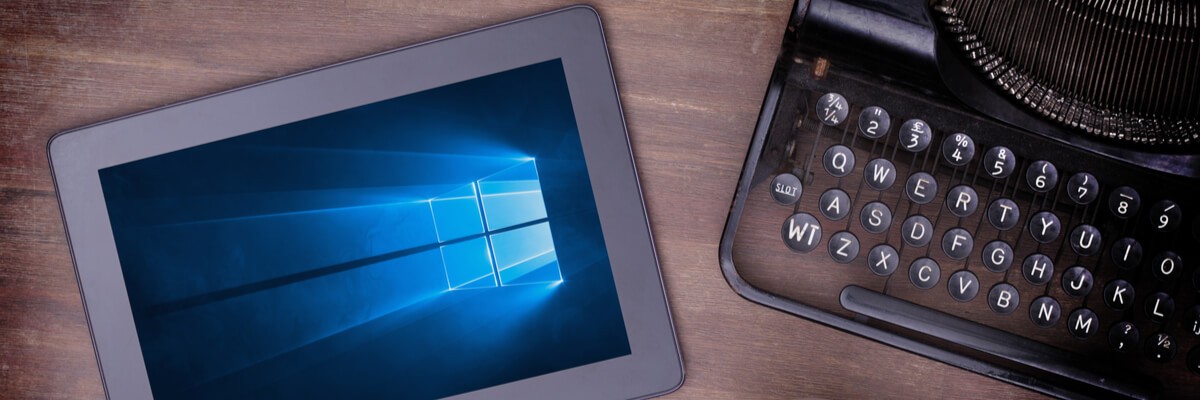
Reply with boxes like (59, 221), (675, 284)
(839, 285), (1153, 399)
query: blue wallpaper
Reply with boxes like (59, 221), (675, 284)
(98, 59), (630, 399)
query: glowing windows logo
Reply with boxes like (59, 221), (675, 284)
(429, 160), (562, 290)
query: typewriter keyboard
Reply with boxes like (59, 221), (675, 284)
(728, 59), (1200, 398)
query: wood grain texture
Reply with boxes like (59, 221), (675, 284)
(0, 1), (1031, 398)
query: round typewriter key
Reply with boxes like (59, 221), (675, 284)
(1149, 200), (1181, 232)
(781, 213), (822, 253)
(1068, 224), (1101, 256)
(827, 231), (860, 264)
(1022, 253), (1055, 285)
(941, 132), (975, 167)
(867, 244), (899, 276)
(899, 119), (932, 152)
(1152, 251), (1182, 281)
(769, 173), (803, 205)
(1188, 346), (1200, 374)
(904, 172), (937, 204)
(1028, 211), (1061, 244)
(947, 270), (979, 302)
(940, 228), (973, 260)
(816, 93), (849, 126)
(1067, 308), (1099, 339)
(1107, 186), (1140, 219)
(1066, 172), (1099, 205)
(1029, 296), (1061, 327)
(983, 146), (1015, 179)
(1102, 279), (1135, 311)
(858, 106), (890, 139)
(1185, 306), (1200, 336)
(1025, 160), (1058, 193)
(859, 201), (893, 234)
(1108, 321), (1139, 352)
(819, 188), (852, 221)
(986, 198), (1020, 230)
(1145, 292), (1174, 323)
(908, 258), (940, 289)
(981, 240), (1013, 272)
(987, 283), (1020, 315)
(822, 145), (855, 177)
(1111, 237), (1142, 270)
(901, 215), (934, 247)
(1061, 266), (1093, 297)
(946, 185), (978, 218)
(1145, 333), (1177, 362)
(864, 158), (896, 190)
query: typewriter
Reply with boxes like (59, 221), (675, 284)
(719, 0), (1200, 398)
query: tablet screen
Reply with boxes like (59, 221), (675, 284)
(97, 59), (631, 399)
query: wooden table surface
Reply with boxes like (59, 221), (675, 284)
(0, 1), (1037, 398)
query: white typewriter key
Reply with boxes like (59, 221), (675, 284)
(1067, 308), (1099, 339)
(941, 132), (975, 167)
(781, 213), (822, 253)
(1145, 333), (1177, 362)
(987, 283), (1020, 314)
(822, 145), (855, 177)
(986, 198), (1020, 230)
(864, 158), (896, 190)
(816, 93), (849, 126)
(1029, 296), (1062, 328)
(899, 119), (931, 152)
(769, 173), (803, 205)
(859, 201), (893, 234)
(1145, 292), (1175, 324)
(904, 172), (937, 204)
(867, 244), (899, 276)
(1066, 172), (1099, 204)
(827, 231), (860, 264)
(908, 258), (940, 290)
(858, 106), (890, 139)
(1103, 280), (1135, 311)
(1061, 266), (1094, 297)
(947, 270), (979, 302)
(983, 146), (1015, 179)
(1025, 160), (1058, 193)
(819, 188), (852, 221)
(1109, 321), (1139, 352)
(981, 240), (1013, 272)
(1022, 253), (1055, 285)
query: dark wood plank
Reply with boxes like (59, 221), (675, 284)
(0, 1), (1032, 398)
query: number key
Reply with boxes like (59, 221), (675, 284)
(1025, 160), (1058, 193)
(1107, 186), (1140, 218)
(941, 133), (975, 167)
(1146, 333), (1177, 362)
(899, 119), (931, 152)
(1066, 172), (1099, 204)
(816, 93), (849, 126)
(858, 106), (890, 139)
(1150, 200), (1181, 232)
(983, 146), (1015, 178)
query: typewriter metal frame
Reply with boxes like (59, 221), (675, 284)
(720, 1), (1199, 398)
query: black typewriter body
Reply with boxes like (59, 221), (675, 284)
(720, 0), (1200, 398)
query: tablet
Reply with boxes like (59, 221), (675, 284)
(48, 6), (682, 399)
